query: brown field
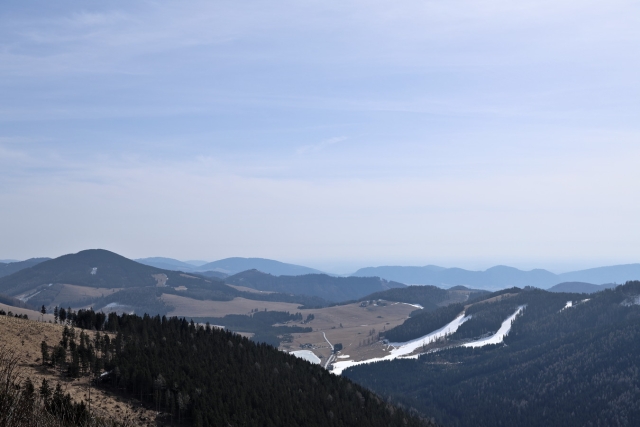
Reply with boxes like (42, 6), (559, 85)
(162, 294), (303, 317)
(0, 312), (156, 426)
(282, 301), (417, 366)
(227, 284), (274, 294)
(0, 302), (56, 321)
(160, 295), (419, 365)
(50, 284), (122, 306)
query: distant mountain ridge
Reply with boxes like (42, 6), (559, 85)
(137, 256), (324, 276)
(0, 249), (331, 315)
(225, 269), (405, 302)
(547, 281), (618, 294)
(352, 263), (640, 290)
(0, 258), (51, 278)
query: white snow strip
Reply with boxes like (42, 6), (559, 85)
(462, 305), (526, 348)
(560, 301), (573, 312)
(332, 312), (470, 375)
(104, 302), (126, 309)
(402, 303), (424, 309)
(18, 290), (41, 302)
(387, 313), (471, 357)
(322, 332), (334, 351)
(290, 350), (321, 364)
(337, 355), (350, 359)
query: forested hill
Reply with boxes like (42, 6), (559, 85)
(0, 257), (50, 278)
(351, 264), (640, 290)
(47, 310), (435, 427)
(547, 281), (618, 293)
(360, 285), (488, 312)
(0, 249), (219, 296)
(0, 250), (330, 313)
(225, 269), (406, 302)
(344, 281), (640, 427)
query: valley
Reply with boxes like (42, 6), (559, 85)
(2, 249), (640, 426)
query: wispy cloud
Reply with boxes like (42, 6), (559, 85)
(297, 136), (347, 155)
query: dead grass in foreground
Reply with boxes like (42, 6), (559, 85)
(0, 311), (157, 426)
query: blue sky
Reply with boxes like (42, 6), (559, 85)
(1, 0), (639, 273)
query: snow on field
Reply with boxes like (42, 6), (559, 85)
(401, 303), (424, 309)
(462, 305), (526, 348)
(332, 312), (470, 375)
(290, 350), (321, 364)
(18, 290), (41, 302)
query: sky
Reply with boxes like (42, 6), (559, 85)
(1, 0), (639, 274)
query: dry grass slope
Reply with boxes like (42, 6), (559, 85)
(0, 314), (156, 426)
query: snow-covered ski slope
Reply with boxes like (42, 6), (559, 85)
(333, 305), (528, 374)
(462, 305), (526, 348)
(332, 312), (470, 375)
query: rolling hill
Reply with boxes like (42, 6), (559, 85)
(137, 256), (325, 276)
(225, 269), (405, 302)
(0, 250), (330, 316)
(359, 285), (489, 312)
(547, 281), (618, 294)
(0, 306), (436, 427)
(135, 256), (199, 272)
(344, 281), (640, 426)
(352, 263), (640, 290)
(197, 257), (325, 276)
(0, 257), (50, 278)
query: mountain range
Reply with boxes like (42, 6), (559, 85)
(3, 252), (639, 292)
(0, 249), (413, 315)
(352, 264), (640, 290)
(224, 269), (405, 303)
(136, 256), (324, 276)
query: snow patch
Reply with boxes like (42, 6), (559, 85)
(104, 302), (126, 309)
(462, 305), (526, 348)
(291, 350), (321, 364)
(621, 296), (640, 306)
(337, 355), (350, 359)
(91, 267), (97, 275)
(560, 301), (573, 312)
(18, 291), (41, 302)
(402, 303), (424, 309)
(332, 312), (470, 375)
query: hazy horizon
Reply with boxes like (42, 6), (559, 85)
(2, 249), (638, 277)
(2, 1), (639, 269)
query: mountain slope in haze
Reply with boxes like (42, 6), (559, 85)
(135, 256), (199, 272)
(352, 265), (557, 290)
(345, 282), (640, 427)
(199, 257), (325, 276)
(225, 270), (405, 302)
(352, 263), (640, 290)
(0, 257), (50, 278)
(547, 281), (618, 294)
(557, 263), (640, 285)
(0, 249), (183, 296)
(0, 249), (331, 316)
